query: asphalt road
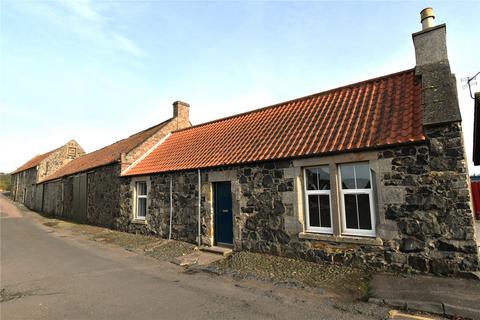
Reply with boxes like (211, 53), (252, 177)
(0, 194), (390, 320)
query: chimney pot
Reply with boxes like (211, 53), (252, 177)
(420, 7), (435, 30)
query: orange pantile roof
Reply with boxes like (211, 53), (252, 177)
(44, 120), (171, 182)
(126, 69), (424, 176)
(13, 149), (57, 174)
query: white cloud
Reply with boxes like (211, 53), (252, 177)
(57, 0), (102, 21)
(112, 33), (144, 58)
(10, 0), (144, 59)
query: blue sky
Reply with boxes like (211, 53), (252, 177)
(1, 1), (479, 174)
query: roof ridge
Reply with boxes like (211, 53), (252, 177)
(13, 145), (62, 174)
(125, 118), (173, 154)
(125, 68), (424, 176)
(40, 118), (174, 182)
(83, 118), (173, 156)
(128, 118), (172, 138)
(171, 68), (415, 135)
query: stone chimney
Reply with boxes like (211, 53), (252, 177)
(173, 101), (190, 123)
(412, 7), (461, 125)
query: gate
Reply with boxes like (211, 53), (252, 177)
(72, 173), (87, 223)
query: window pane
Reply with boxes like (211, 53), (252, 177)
(305, 168), (319, 190)
(137, 182), (147, 195)
(355, 164), (371, 189)
(137, 198), (147, 217)
(340, 165), (356, 189)
(344, 194), (358, 229)
(305, 166), (330, 190)
(308, 194), (331, 228)
(317, 166), (330, 190)
(357, 194), (372, 229)
(308, 195), (320, 227)
(319, 195), (331, 228)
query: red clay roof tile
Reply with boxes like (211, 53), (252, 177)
(13, 149), (57, 174)
(43, 120), (171, 182)
(126, 69), (425, 176)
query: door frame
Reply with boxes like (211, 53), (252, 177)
(213, 181), (233, 246)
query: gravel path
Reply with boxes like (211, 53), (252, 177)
(208, 251), (371, 300)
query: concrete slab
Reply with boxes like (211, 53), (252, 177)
(173, 251), (225, 267)
(369, 273), (480, 319)
(200, 245), (232, 256)
(388, 310), (443, 319)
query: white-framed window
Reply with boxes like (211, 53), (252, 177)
(339, 162), (376, 237)
(135, 181), (147, 220)
(303, 166), (333, 233)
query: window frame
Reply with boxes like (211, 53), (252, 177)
(338, 163), (376, 237)
(134, 181), (148, 220)
(303, 166), (334, 234)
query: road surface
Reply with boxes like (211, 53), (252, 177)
(0, 193), (391, 319)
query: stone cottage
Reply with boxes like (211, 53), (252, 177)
(119, 9), (479, 275)
(38, 101), (191, 225)
(11, 139), (85, 211)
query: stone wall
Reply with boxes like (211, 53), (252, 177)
(37, 140), (85, 182)
(11, 139), (84, 210)
(118, 137), (478, 275)
(87, 164), (121, 228)
(11, 168), (37, 208)
(43, 180), (63, 216)
(379, 123), (478, 274)
(117, 171), (211, 244)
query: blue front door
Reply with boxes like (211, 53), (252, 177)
(214, 182), (233, 245)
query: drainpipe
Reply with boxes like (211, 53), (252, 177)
(168, 176), (173, 240)
(197, 169), (201, 247)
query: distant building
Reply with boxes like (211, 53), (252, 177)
(37, 101), (190, 225)
(11, 140), (85, 210)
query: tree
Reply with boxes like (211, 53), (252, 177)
(0, 173), (12, 192)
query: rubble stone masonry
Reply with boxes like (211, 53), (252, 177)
(118, 129), (478, 275)
(86, 164), (121, 228)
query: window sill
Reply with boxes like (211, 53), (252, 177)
(299, 232), (383, 246)
(131, 219), (147, 225)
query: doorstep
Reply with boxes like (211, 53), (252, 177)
(200, 245), (233, 256)
(173, 251), (225, 267)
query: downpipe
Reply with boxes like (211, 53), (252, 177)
(197, 169), (201, 246)
(168, 176), (173, 240)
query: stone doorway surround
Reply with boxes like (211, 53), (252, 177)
(207, 170), (240, 249)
